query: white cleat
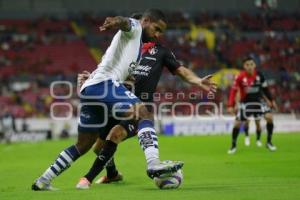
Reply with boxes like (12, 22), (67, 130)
(256, 140), (262, 147)
(227, 147), (237, 154)
(147, 160), (184, 179)
(244, 136), (250, 146)
(32, 177), (58, 191)
(266, 143), (277, 151)
(76, 177), (91, 189)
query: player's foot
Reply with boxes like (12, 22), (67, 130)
(244, 136), (250, 146)
(95, 173), (123, 184)
(266, 142), (277, 151)
(147, 160), (184, 179)
(227, 147), (237, 154)
(256, 140), (262, 147)
(32, 177), (57, 191)
(76, 177), (91, 189)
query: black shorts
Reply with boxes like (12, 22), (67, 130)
(236, 102), (271, 121)
(97, 117), (120, 140)
(119, 120), (138, 139)
(96, 117), (138, 141)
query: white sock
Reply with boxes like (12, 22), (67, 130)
(137, 127), (160, 168)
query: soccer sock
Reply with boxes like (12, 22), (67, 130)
(256, 129), (261, 141)
(106, 157), (119, 178)
(231, 127), (240, 148)
(244, 125), (249, 137)
(137, 119), (159, 167)
(266, 122), (274, 143)
(85, 140), (117, 183)
(41, 145), (80, 183)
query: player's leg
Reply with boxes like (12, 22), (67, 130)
(32, 85), (106, 191)
(244, 120), (250, 146)
(228, 119), (242, 154)
(264, 112), (277, 151)
(94, 119), (138, 184)
(106, 81), (183, 178)
(77, 124), (128, 188)
(255, 119), (262, 147)
(92, 138), (122, 184)
(32, 132), (98, 191)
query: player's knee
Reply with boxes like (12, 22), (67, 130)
(265, 113), (273, 123)
(136, 104), (152, 120)
(106, 125), (127, 144)
(75, 133), (97, 154)
(234, 120), (241, 128)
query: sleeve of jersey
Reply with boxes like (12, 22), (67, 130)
(163, 49), (181, 75)
(260, 74), (273, 101)
(228, 76), (239, 107)
(122, 18), (142, 38)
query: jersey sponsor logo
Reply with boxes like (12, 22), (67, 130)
(132, 64), (152, 76)
(148, 46), (158, 55)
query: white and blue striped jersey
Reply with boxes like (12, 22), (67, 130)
(80, 18), (142, 92)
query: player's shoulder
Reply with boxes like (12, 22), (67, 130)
(256, 70), (264, 77)
(155, 43), (168, 52)
(237, 71), (247, 79)
(128, 18), (141, 27)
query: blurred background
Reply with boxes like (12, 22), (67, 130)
(0, 0), (300, 141)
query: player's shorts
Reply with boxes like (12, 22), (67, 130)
(236, 102), (271, 121)
(94, 118), (138, 140)
(78, 79), (140, 134)
(119, 119), (138, 139)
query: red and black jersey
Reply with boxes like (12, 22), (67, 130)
(228, 70), (273, 107)
(131, 42), (181, 102)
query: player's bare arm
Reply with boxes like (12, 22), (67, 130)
(175, 66), (217, 92)
(99, 16), (131, 32)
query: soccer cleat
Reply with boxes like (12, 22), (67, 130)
(95, 173), (123, 184)
(146, 160), (184, 179)
(256, 140), (262, 147)
(32, 177), (57, 191)
(227, 147), (237, 154)
(76, 177), (91, 189)
(266, 142), (277, 151)
(244, 136), (250, 146)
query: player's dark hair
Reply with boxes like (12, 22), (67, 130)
(130, 12), (143, 20)
(242, 56), (255, 64)
(142, 9), (166, 23)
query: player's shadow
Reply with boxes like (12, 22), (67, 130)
(141, 184), (236, 191)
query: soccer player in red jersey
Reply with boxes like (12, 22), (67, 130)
(227, 57), (277, 154)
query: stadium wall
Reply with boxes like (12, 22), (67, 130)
(9, 115), (300, 138)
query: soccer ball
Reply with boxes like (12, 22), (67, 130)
(154, 169), (183, 189)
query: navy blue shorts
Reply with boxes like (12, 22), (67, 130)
(78, 79), (140, 135)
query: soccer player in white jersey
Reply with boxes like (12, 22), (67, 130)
(32, 9), (185, 191)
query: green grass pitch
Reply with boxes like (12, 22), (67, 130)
(0, 133), (300, 200)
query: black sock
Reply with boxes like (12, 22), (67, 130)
(266, 122), (274, 144)
(256, 129), (261, 141)
(106, 157), (118, 178)
(84, 140), (117, 183)
(231, 127), (240, 148)
(244, 125), (249, 137)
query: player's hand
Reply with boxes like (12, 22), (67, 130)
(199, 75), (217, 93)
(227, 107), (236, 115)
(99, 17), (121, 31)
(123, 75), (135, 90)
(77, 70), (90, 88)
